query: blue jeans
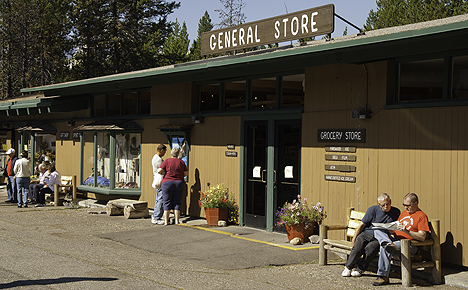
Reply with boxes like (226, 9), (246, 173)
(7, 176), (17, 201)
(374, 230), (418, 277)
(153, 188), (163, 220)
(16, 177), (30, 206)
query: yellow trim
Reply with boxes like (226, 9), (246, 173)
(179, 224), (319, 251)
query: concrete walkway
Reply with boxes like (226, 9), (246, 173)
(0, 185), (467, 289)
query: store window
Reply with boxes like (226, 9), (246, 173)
(94, 95), (106, 117)
(115, 133), (141, 189)
(200, 84), (220, 111)
(108, 94), (121, 116)
(140, 91), (151, 115)
(252, 78), (276, 110)
(452, 55), (468, 99)
(399, 58), (444, 101)
(225, 80), (246, 110)
(123, 92), (138, 115)
(282, 74), (305, 108)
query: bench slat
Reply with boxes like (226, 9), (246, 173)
(350, 210), (365, 220)
(347, 219), (361, 229)
(323, 239), (353, 250)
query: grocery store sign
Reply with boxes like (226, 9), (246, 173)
(201, 4), (334, 55)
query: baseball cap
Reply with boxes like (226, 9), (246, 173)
(6, 148), (15, 155)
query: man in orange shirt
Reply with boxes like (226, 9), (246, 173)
(5, 148), (18, 203)
(372, 193), (430, 286)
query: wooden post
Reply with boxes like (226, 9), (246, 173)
(401, 239), (412, 287)
(430, 220), (442, 284)
(54, 184), (59, 207)
(319, 224), (328, 266)
(72, 175), (77, 205)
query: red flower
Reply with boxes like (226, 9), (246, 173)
(221, 198), (226, 203)
(207, 182), (210, 186)
(198, 200), (202, 207)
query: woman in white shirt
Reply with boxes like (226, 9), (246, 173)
(13, 150), (31, 208)
(35, 164), (61, 207)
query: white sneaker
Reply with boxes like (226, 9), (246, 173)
(151, 217), (164, 225)
(351, 268), (363, 277)
(342, 267), (352, 277)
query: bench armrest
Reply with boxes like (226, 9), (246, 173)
(324, 224), (348, 231)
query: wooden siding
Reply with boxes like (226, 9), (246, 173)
(188, 116), (241, 217)
(302, 62), (468, 266)
(151, 82), (194, 115)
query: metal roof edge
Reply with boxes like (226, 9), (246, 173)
(20, 15), (468, 94)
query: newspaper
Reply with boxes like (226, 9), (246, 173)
(372, 221), (399, 230)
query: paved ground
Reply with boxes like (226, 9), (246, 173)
(0, 185), (466, 289)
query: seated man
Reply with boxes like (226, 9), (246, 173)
(342, 193), (400, 277)
(372, 192), (430, 286)
(28, 162), (50, 203)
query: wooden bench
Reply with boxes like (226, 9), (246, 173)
(53, 175), (77, 206)
(318, 207), (441, 287)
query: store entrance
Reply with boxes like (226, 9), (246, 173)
(244, 119), (301, 231)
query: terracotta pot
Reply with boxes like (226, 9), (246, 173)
(204, 207), (229, 226)
(285, 222), (316, 243)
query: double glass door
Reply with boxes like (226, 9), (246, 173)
(244, 119), (301, 231)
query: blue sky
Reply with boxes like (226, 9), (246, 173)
(168, 0), (378, 43)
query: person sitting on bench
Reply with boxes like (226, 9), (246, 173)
(35, 164), (61, 207)
(342, 193), (400, 277)
(372, 192), (429, 286)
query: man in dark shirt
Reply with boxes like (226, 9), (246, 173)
(342, 193), (400, 277)
(5, 148), (18, 203)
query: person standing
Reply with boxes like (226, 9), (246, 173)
(5, 148), (18, 203)
(13, 150), (31, 208)
(157, 147), (188, 226)
(151, 144), (167, 225)
(342, 193), (400, 277)
(35, 164), (61, 207)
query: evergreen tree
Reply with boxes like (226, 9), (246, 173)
(189, 11), (214, 61)
(215, 0), (246, 28)
(365, 0), (468, 31)
(162, 19), (190, 65)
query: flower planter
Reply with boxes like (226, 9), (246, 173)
(205, 207), (229, 226)
(285, 222), (315, 243)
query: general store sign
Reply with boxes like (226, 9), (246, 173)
(201, 4), (334, 55)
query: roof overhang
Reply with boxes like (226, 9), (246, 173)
(0, 95), (90, 116)
(74, 119), (144, 133)
(19, 15), (468, 97)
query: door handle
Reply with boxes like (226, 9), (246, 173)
(261, 170), (267, 183)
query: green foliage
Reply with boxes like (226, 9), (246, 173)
(189, 11), (214, 61)
(276, 195), (327, 228)
(364, 0), (468, 31)
(162, 19), (190, 65)
(199, 183), (239, 224)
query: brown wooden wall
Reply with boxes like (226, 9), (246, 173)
(188, 116), (242, 217)
(302, 61), (468, 266)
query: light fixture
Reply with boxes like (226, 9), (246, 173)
(352, 107), (371, 119)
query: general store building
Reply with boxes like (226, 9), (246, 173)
(1, 6), (468, 267)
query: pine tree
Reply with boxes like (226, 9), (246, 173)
(162, 19), (190, 65)
(215, 0), (246, 28)
(189, 11), (214, 61)
(365, 0), (468, 31)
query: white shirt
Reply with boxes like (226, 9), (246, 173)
(13, 158), (31, 177)
(44, 171), (62, 193)
(39, 170), (51, 184)
(152, 154), (163, 176)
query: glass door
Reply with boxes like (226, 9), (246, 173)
(244, 121), (268, 229)
(243, 119), (301, 231)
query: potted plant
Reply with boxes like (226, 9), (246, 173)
(276, 195), (327, 243)
(199, 183), (239, 226)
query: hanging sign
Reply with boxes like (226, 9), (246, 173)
(201, 4), (334, 55)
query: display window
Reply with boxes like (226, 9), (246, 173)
(82, 131), (141, 190)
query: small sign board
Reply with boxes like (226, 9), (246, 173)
(72, 132), (80, 139)
(325, 174), (356, 183)
(318, 129), (366, 143)
(325, 146), (357, 153)
(227, 144), (235, 150)
(201, 4), (334, 55)
(60, 131), (70, 140)
(325, 154), (356, 162)
(225, 151), (238, 157)
(325, 164), (356, 172)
